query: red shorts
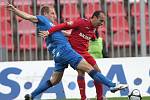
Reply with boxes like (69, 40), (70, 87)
(79, 51), (96, 66)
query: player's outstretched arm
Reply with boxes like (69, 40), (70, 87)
(47, 20), (79, 36)
(38, 30), (71, 38)
(7, 3), (38, 23)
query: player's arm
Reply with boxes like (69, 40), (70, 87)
(48, 19), (81, 35)
(38, 30), (71, 38)
(39, 20), (79, 37)
(7, 3), (38, 23)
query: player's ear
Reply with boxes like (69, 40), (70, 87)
(43, 12), (47, 16)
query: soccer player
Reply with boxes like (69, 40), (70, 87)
(89, 29), (108, 58)
(67, 11), (106, 100)
(7, 3), (128, 100)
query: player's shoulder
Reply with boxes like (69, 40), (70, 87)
(36, 15), (46, 19)
(36, 15), (50, 22)
(77, 17), (88, 21)
(75, 18), (89, 24)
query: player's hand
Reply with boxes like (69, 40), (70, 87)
(7, 2), (15, 12)
(38, 31), (49, 38)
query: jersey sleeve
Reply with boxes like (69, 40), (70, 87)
(36, 15), (53, 31)
(48, 18), (82, 35)
(36, 16), (47, 24)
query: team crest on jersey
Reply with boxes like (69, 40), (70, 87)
(67, 21), (73, 26)
(49, 22), (54, 26)
(85, 27), (90, 29)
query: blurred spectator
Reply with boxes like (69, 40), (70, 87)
(54, 0), (64, 23)
(89, 29), (109, 58)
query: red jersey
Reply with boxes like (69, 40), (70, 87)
(48, 18), (97, 66)
(48, 18), (96, 52)
(68, 18), (96, 53)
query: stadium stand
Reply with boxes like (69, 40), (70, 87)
(1, 34), (14, 50)
(85, 2), (102, 18)
(0, 20), (12, 35)
(13, 0), (32, 6)
(62, 3), (79, 20)
(18, 20), (36, 35)
(137, 30), (150, 47)
(108, 2), (127, 17)
(113, 31), (131, 48)
(43, 39), (47, 49)
(37, 0), (53, 5)
(20, 34), (37, 50)
(134, 15), (149, 31)
(111, 16), (129, 32)
(17, 5), (33, 14)
(0, 5), (10, 21)
(131, 2), (149, 16)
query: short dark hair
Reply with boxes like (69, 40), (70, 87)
(40, 6), (50, 15)
(91, 10), (105, 18)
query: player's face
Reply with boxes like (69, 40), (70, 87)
(48, 8), (57, 22)
(95, 13), (105, 27)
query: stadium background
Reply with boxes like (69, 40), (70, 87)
(0, 0), (150, 100)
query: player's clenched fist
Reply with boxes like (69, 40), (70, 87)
(38, 31), (49, 38)
(7, 2), (16, 12)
